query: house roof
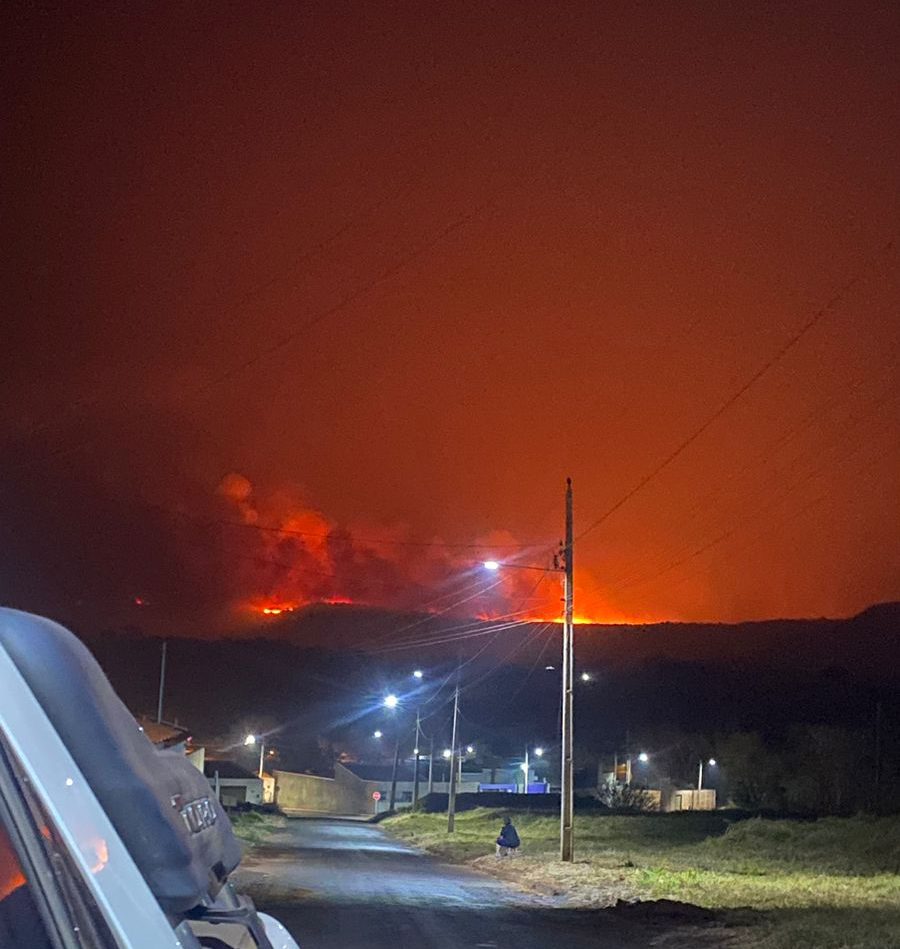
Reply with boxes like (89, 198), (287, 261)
(136, 716), (191, 749)
(203, 759), (260, 781)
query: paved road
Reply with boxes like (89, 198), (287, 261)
(234, 818), (731, 949)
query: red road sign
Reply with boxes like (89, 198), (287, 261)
(372, 791), (382, 801)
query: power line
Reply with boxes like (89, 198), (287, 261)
(194, 200), (494, 397)
(608, 400), (899, 596)
(595, 376), (898, 595)
(575, 237), (896, 545)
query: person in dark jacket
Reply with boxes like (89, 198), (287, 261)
(495, 816), (520, 856)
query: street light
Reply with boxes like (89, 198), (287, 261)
(483, 560), (500, 571)
(383, 694), (399, 709)
(442, 748), (452, 759)
(244, 734), (265, 779)
(466, 745), (475, 755)
(698, 757), (717, 790)
(580, 672), (592, 682)
(412, 669), (424, 679)
(534, 747), (544, 757)
(373, 730), (383, 739)
(638, 752), (649, 763)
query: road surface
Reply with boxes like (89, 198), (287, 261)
(234, 818), (736, 948)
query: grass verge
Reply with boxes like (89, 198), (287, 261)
(385, 808), (900, 948)
(230, 810), (285, 850)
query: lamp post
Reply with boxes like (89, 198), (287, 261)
(411, 670), (429, 808)
(244, 734), (265, 779)
(698, 758), (716, 790)
(382, 694), (401, 812)
(483, 477), (574, 861)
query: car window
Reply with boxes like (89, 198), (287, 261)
(0, 816), (55, 949)
(0, 737), (117, 949)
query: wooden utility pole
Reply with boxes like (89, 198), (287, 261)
(412, 709), (422, 808)
(874, 700), (883, 813)
(156, 640), (167, 723)
(447, 684), (460, 832)
(388, 734), (401, 812)
(560, 478), (575, 862)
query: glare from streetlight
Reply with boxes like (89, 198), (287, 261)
(638, 752), (649, 763)
(580, 671), (592, 682)
(243, 734), (257, 746)
(383, 694), (399, 709)
(534, 747), (544, 757)
(483, 560), (500, 571)
(466, 745), (474, 754)
(412, 669), (424, 679)
(373, 730), (383, 739)
(442, 748), (452, 759)
(708, 758), (717, 767)
(413, 747), (419, 755)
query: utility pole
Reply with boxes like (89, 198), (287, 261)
(257, 740), (266, 779)
(156, 640), (167, 723)
(388, 733), (401, 813)
(412, 709), (422, 808)
(874, 700), (883, 813)
(523, 747), (530, 794)
(447, 684), (460, 832)
(560, 477), (575, 862)
(428, 734), (435, 795)
(698, 759), (705, 791)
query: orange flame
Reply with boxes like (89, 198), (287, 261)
(210, 473), (641, 626)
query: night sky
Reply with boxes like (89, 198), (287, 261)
(2, 1), (898, 635)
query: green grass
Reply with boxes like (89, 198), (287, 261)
(230, 810), (284, 848)
(385, 809), (900, 948)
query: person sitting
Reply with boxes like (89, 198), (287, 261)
(495, 816), (520, 856)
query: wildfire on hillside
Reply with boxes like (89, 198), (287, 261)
(200, 472), (622, 626)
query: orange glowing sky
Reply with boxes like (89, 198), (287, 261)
(1, 2), (898, 633)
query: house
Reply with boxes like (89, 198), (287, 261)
(137, 716), (205, 772)
(203, 760), (264, 807)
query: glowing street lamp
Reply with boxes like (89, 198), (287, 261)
(383, 694), (399, 710)
(373, 730), (383, 739)
(412, 669), (424, 679)
(638, 752), (649, 763)
(580, 671), (592, 682)
(534, 747), (544, 758)
(698, 757), (717, 790)
(466, 745), (475, 755)
(483, 560), (500, 571)
(442, 748), (452, 759)
(244, 734), (265, 778)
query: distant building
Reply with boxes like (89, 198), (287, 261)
(203, 760), (263, 807)
(137, 716), (191, 753)
(136, 716), (205, 772)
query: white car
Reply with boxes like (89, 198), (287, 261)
(0, 607), (299, 949)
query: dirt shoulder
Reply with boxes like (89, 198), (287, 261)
(383, 809), (900, 949)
